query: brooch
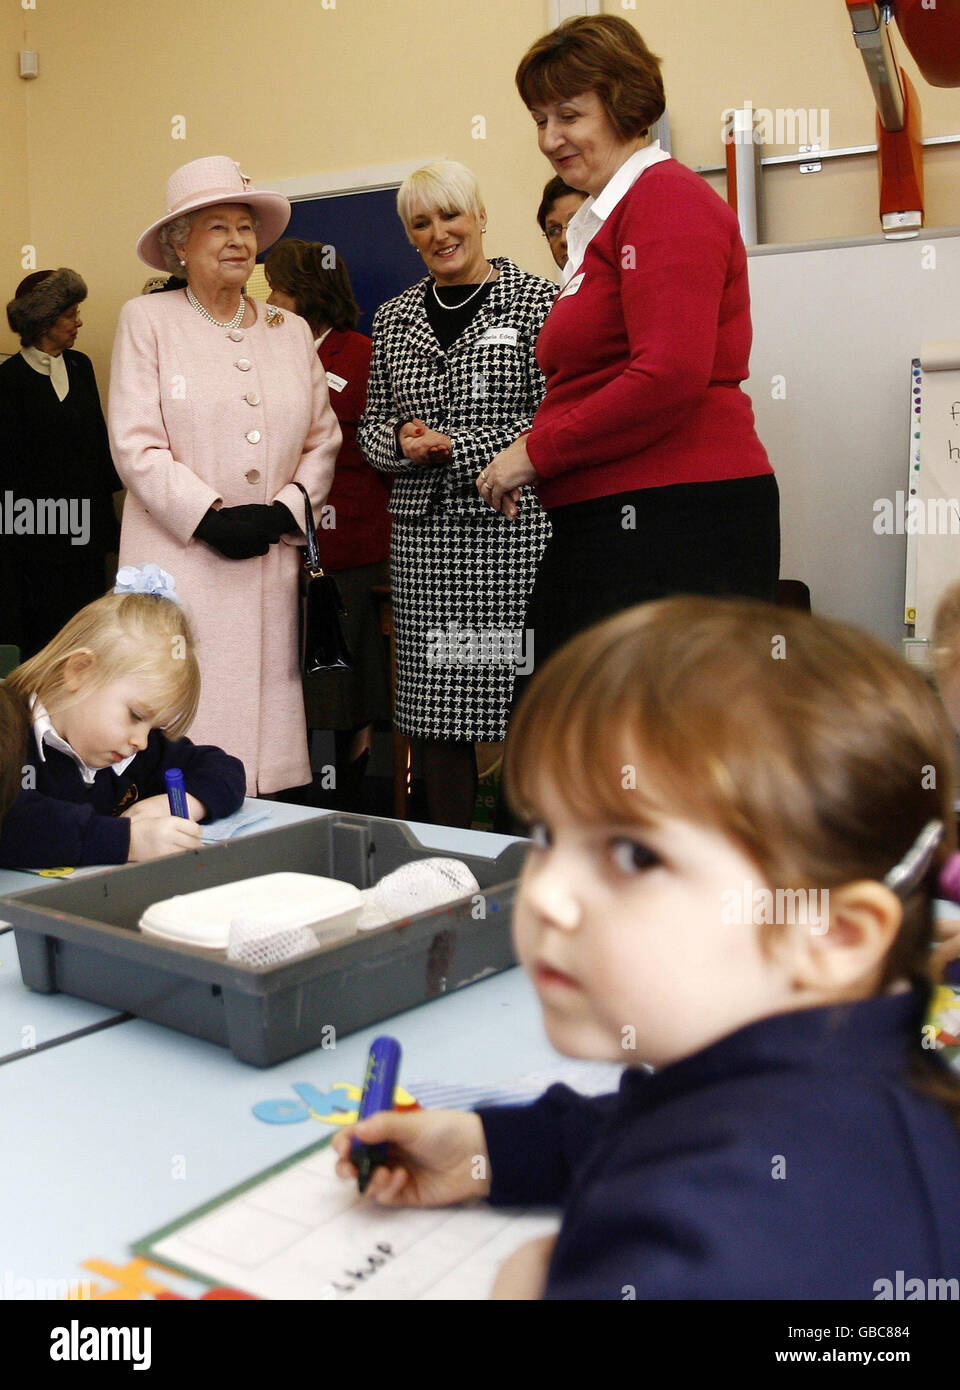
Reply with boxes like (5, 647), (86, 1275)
(266, 305), (284, 327)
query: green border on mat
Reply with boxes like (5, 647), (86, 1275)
(132, 1133), (336, 1292)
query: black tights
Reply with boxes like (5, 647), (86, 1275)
(419, 739), (478, 829)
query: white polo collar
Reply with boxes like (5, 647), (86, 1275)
(560, 142), (672, 287)
(30, 694), (135, 786)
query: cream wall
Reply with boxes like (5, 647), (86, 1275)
(0, 2), (29, 338)
(2, 0), (958, 381)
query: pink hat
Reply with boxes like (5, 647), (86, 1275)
(137, 156), (291, 270)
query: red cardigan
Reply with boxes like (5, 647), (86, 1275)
(526, 159), (772, 510)
(316, 328), (391, 570)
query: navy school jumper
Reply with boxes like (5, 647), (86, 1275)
(477, 990), (960, 1299)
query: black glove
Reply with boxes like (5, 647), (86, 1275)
(224, 502), (299, 543)
(193, 507), (271, 560)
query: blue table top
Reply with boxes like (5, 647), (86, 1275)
(0, 963), (570, 1294)
(0, 802), (573, 1300)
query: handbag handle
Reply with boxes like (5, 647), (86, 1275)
(291, 480), (322, 574)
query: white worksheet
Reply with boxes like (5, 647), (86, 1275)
(140, 1141), (560, 1300)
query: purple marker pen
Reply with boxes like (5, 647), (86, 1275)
(351, 1035), (402, 1194)
(165, 767), (189, 818)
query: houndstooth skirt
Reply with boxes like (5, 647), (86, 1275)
(391, 496), (551, 740)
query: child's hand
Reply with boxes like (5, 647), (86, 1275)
(128, 814), (202, 862)
(490, 1234), (557, 1300)
(120, 795), (170, 821)
(332, 1109), (490, 1208)
(121, 794), (206, 822)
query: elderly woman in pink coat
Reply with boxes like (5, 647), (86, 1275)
(109, 157), (341, 795)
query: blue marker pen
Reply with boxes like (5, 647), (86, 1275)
(164, 767), (189, 819)
(350, 1035), (402, 1194)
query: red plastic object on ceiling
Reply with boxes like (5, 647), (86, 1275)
(877, 69), (925, 219)
(894, 0), (960, 87)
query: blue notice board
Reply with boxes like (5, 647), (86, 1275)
(259, 188), (424, 333)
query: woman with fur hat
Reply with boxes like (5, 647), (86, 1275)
(0, 268), (121, 658)
(108, 157), (342, 796)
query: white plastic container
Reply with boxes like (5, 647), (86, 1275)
(139, 872), (363, 951)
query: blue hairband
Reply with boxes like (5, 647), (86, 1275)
(113, 563), (180, 606)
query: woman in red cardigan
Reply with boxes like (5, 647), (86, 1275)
(265, 240), (391, 811)
(478, 15), (779, 697)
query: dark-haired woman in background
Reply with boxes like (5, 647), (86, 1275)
(0, 269), (121, 658)
(265, 239), (391, 809)
(536, 175), (586, 273)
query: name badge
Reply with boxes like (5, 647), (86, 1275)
(558, 273), (585, 300)
(326, 371), (348, 393)
(479, 327), (519, 347)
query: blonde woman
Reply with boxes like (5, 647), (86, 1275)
(0, 565), (245, 869)
(357, 161), (554, 827)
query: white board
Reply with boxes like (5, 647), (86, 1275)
(910, 342), (960, 640)
(745, 228), (960, 649)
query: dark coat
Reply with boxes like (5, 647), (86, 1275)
(0, 350), (121, 657)
(478, 990), (960, 1299)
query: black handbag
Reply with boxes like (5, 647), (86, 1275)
(292, 481), (352, 676)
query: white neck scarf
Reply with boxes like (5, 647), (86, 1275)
(21, 345), (70, 401)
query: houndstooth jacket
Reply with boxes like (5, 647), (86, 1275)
(357, 257), (556, 518)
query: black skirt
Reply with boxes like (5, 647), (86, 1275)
(511, 473), (780, 710)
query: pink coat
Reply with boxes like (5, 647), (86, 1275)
(108, 291), (341, 794)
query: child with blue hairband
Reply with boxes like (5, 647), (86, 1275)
(0, 565), (245, 868)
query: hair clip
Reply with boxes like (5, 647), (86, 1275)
(938, 851), (960, 906)
(114, 563), (180, 606)
(884, 820), (944, 898)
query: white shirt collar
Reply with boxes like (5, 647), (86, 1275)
(30, 694), (136, 786)
(314, 327), (333, 349)
(20, 345), (70, 401)
(560, 142), (672, 287)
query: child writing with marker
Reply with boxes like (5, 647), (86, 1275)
(0, 565), (245, 869)
(335, 597), (960, 1299)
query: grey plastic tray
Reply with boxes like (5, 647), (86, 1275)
(4, 814), (527, 1066)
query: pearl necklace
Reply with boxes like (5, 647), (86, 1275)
(431, 262), (495, 311)
(186, 287), (245, 330)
